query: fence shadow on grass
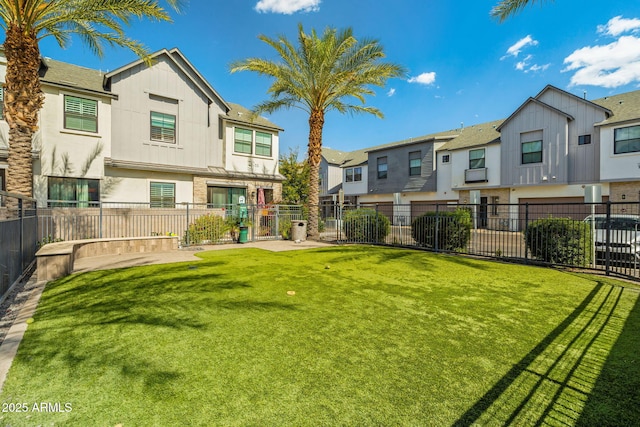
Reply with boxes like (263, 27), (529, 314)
(453, 282), (639, 426)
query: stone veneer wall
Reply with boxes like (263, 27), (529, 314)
(609, 181), (640, 203)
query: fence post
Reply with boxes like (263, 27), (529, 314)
(375, 204), (379, 244)
(275, 205), (280, 240)
(524, 203), (529, 262)
(605, 201), (611, 276)
(19, 197), (24, 270)
(185, 202), (190, 246)
(99, 201), (103, 239)
(435, 204), (440, 252)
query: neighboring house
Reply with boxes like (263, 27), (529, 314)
(0, 48), (284, 207)
(319, 148), (351, 217)
(320, 84), (640, 227)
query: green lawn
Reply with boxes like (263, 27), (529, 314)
(1, 246), (639, 426)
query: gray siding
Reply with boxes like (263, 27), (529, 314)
(109, 54), (224, 170)
(368, 142), (436, 194)
(500, 102), (570, 186)
(538, 90), (607, 183)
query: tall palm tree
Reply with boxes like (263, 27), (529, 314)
(231, 24), (406, 239)
(491, 0), (549, 21)
(0, 0), (184, 208)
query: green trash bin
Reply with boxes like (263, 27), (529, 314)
(238, 225), (249, 243)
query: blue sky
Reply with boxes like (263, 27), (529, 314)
(35, 0), (640, 156)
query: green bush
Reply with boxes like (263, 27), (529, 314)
(525, 217), (592, 266)
(279, 218), (293, 239)
(411, 208), (472, 251)
(185, 214), (228, 245)
(342, 208), (390, 243)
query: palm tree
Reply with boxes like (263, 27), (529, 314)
(0, 0), (183, 208)
(231, 24), (406, 239)
(491, 0), (549, 21)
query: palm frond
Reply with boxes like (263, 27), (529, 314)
(491, 0), (549, 22)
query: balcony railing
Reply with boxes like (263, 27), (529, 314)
(465, 167), (488, 183)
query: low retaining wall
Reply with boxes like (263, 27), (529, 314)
(36, 236), (179, 282)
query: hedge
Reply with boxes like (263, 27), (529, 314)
(343, 208), (390, 243)
(525, 217), (592, 266)
(411, 208), (472, 251)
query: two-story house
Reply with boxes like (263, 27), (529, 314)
(0, 48), (284, 208)
(322, 84), (640, 228)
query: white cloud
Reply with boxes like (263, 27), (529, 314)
(563, 35), (640, 88)
(387, 88), (396, 97)
(597, 15), (640, 37)
(254, 0), (320, 14)
(407, 72), (436, 85)
(528, 63), (550, 73)
(503, 35), (538, 59)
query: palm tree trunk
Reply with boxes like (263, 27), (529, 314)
(3, 24), (44, 210)
(307, 108), (325, 239)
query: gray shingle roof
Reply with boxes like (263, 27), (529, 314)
(593, 89), (640, 126)
(438, 119), (503, 152)
(40, 57), (113, 97)
(223, 103), (283, 131)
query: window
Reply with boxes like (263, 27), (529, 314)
(255, 131), (272, 157)
(469, 149), (485, 169)
(522, 140), (543, 164)
(409, 151), (421, 176)
(491, 196), (499, 216)
(346, 167), (362, 182)
(442, 154), (450, 163)
(0, 169), (5, 207)
(150, 112), (176, 143)
(377, 157), (388, 179)
(614, 125), (640, 154)
(150, 182), (175, 208)
(234, 128), (252, 154)
(64, 95), (97, 132)
(578, 134), (591, 145)
(207, 186), (246, 207)
(48, 177), (100, 207)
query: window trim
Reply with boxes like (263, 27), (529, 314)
(442, 154), (450, 164)
(614, 125), (640, 154)
(234, 127), (253, 154)
(150, 181), (176, 208)
(255, 131), (273, 157)
(150, 111), (177, 144)
(469, 148), (486, 170)
(522, 140), (543, 164)
(377, 156), (388, 180)
(64, 94), (98, 133)
(346, 167), (362, 183)
(409, 151), (421, 176)
(578, 134), (591, 145)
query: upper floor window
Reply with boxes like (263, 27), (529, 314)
(469, 149), (485, 169)
(522, 140), (542, 164)
(150, 112), (176, 143)
(409, 151), (421, 176)
(64, 95), (97, 133)
(442, 154), (450, 163)
(48, 177), (100, 207)
(346, 167), (362, 182)
(234, 128), (253, 154)
(377, 156), (388, 179)
(614, 125), (640, 154)
(150, 182), (175, 208)
(578, 134), (591, 145)
(255, 131), (272, 157)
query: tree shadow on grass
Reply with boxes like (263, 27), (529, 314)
(454, 281), (640, 426)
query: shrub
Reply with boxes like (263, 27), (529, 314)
(185, 214), (228, 245)
(342, 208), (390, 243)
(411, 208), (472, 251)
(525, 217), (592, 266)
(279, 218), (293, 239)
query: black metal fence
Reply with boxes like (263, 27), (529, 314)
(0, 192), (38, 301)
(320, 201), (640, 281)
(38, 202), (305, 246)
